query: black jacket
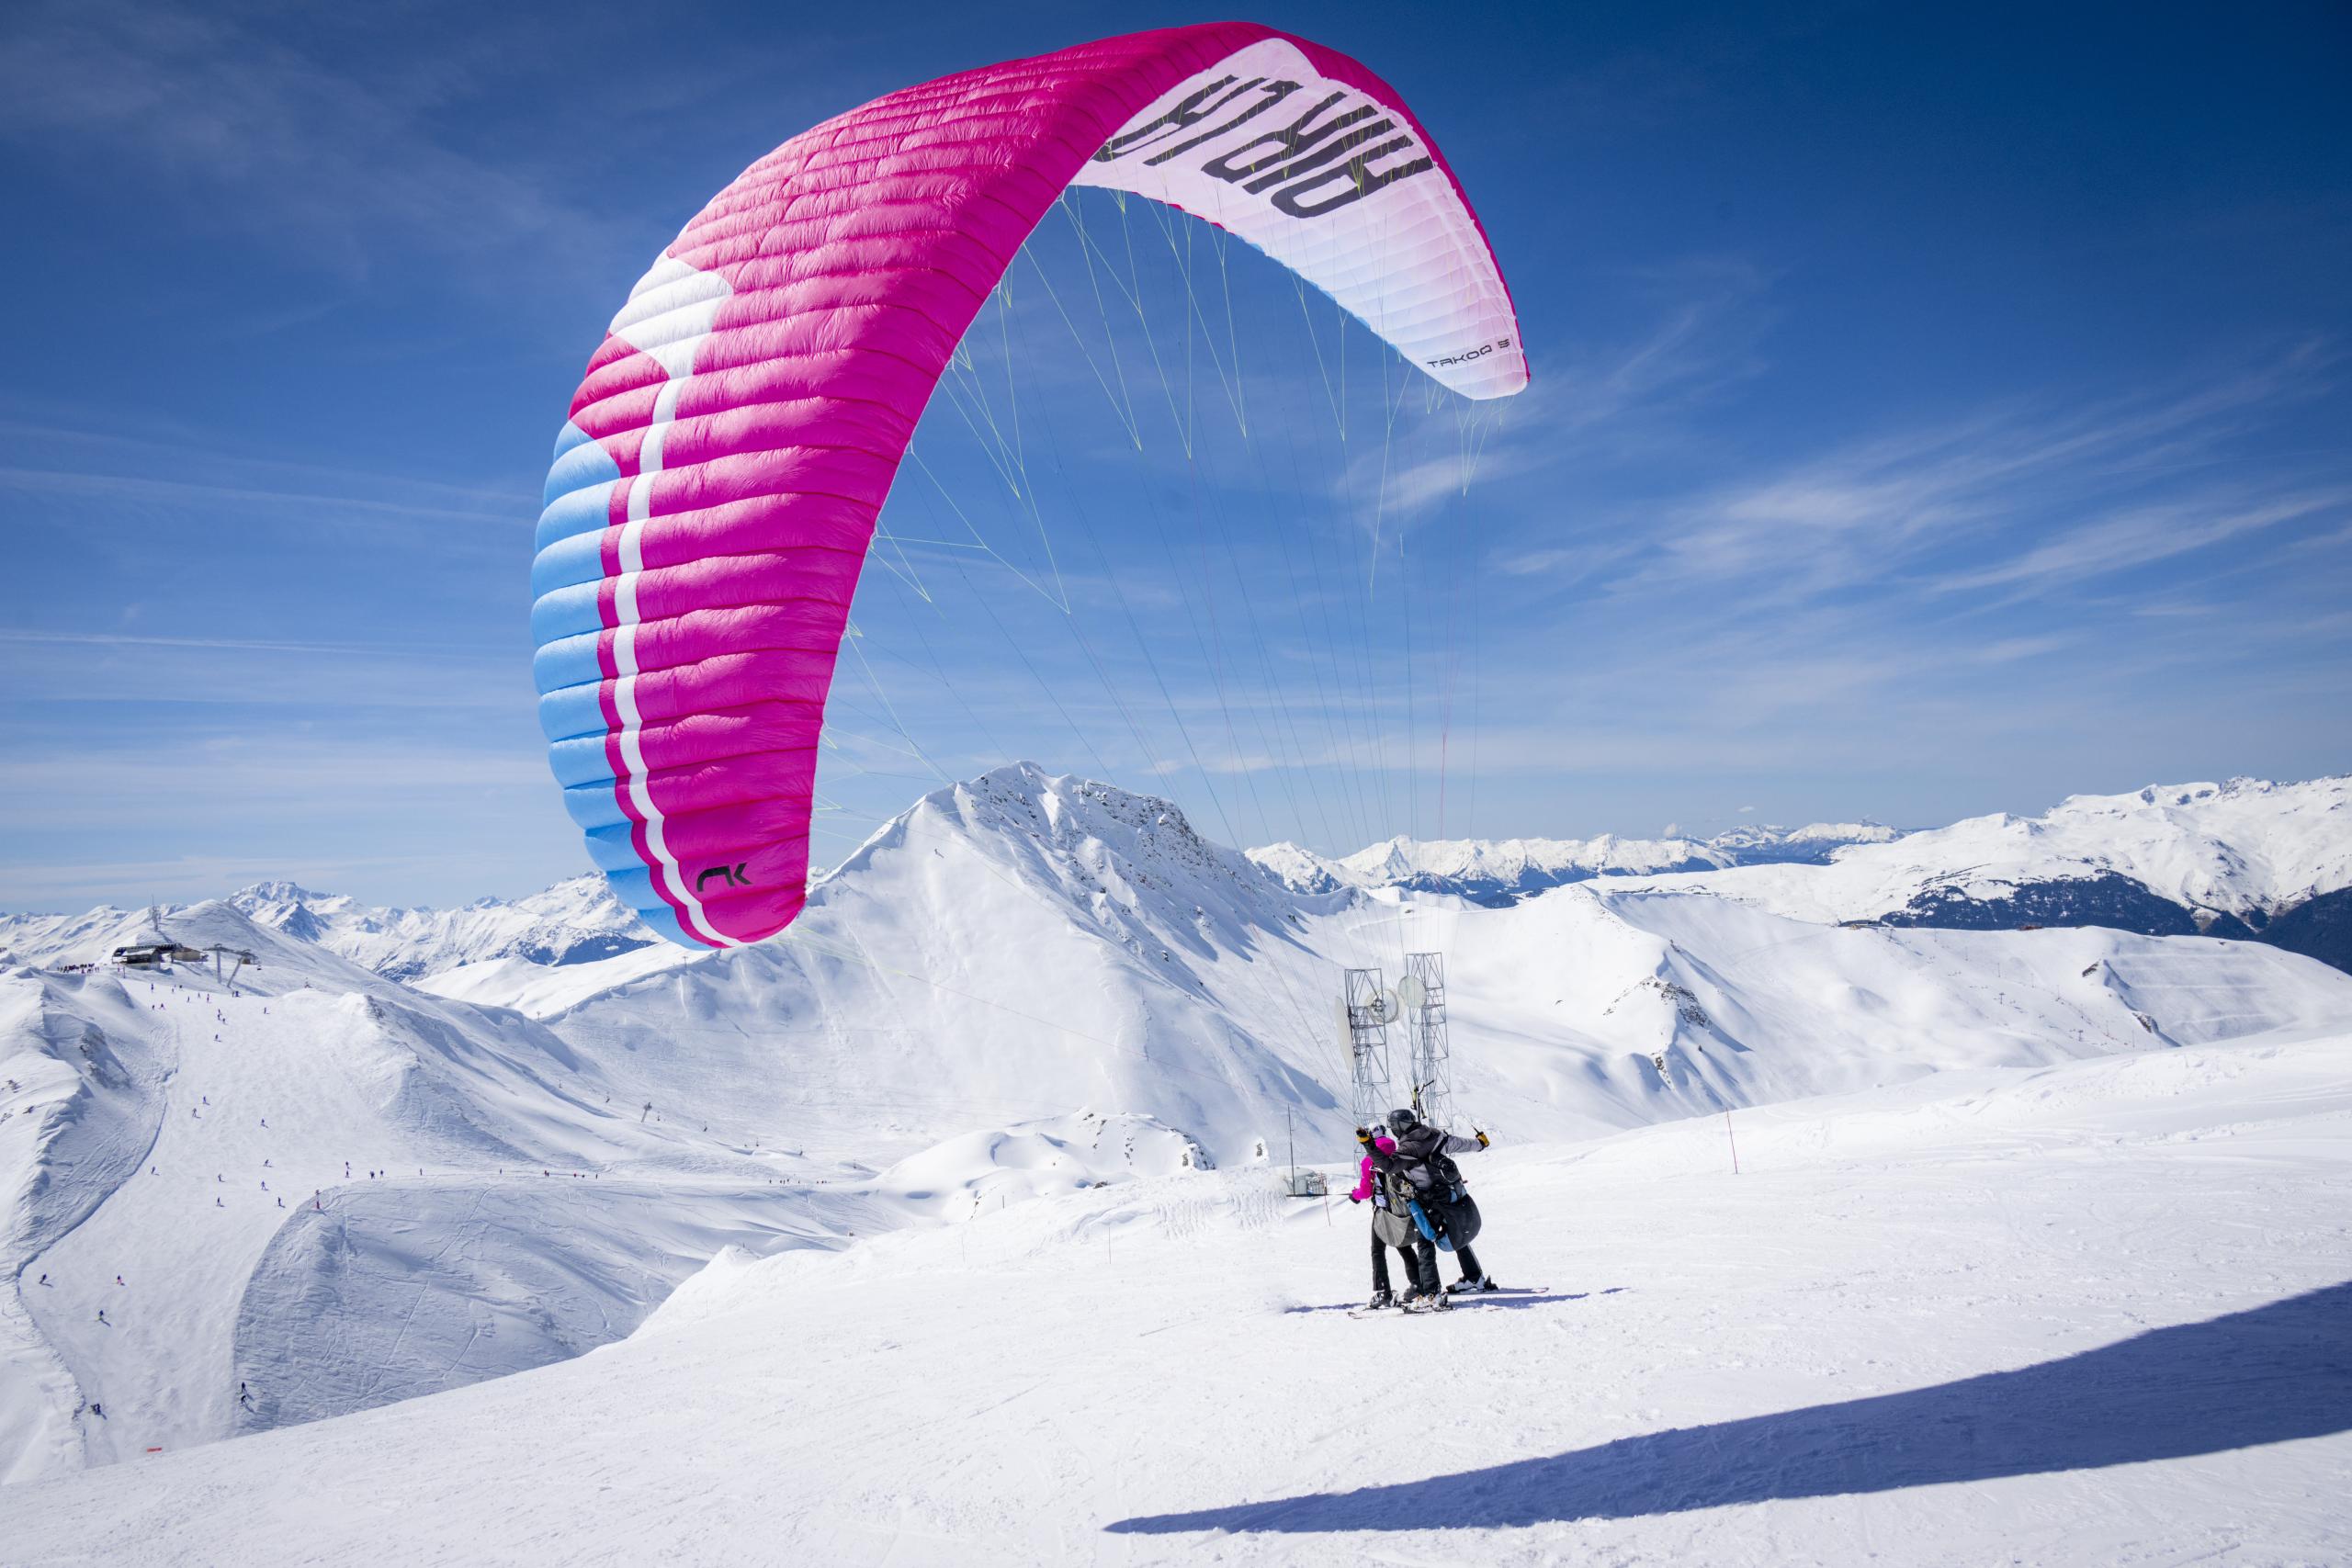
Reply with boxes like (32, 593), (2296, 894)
(1367, 1123), (1482, 1199)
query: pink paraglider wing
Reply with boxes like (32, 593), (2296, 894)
(532, 23), (1526, 948)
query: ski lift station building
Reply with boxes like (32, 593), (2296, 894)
(111, 942), (206, 968)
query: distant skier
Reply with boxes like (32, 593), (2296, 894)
(1359, 1108), (1496, 1304)
(96, 1308), (107, 1325)
(1346, 1132), (1419, 1309)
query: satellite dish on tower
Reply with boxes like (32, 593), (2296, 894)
(1396, 975), (1427, 1012)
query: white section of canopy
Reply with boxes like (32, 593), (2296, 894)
(1070, 37), (1526, 401)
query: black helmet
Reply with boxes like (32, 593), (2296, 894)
(1385, 1107), (1419, 1135)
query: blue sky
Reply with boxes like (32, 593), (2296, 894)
(2, 0), (2347, 911)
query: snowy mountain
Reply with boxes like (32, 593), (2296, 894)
(1250, 776), (2351, 973)
(1249, 821), (1904, 905)
(1702, 818), (1905, 863)
(6, 761), (2351, 1494)
(0, 879), (653, 984)
(0, 898), (876, 1483)
(465, 764), (1352, 1171)
(226, 876), (653, 980)
(1607, 776), (2352, 971)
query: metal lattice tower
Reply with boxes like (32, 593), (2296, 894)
(1341, 967), (1396, 1129)
(1402, 952), (1454, 1132)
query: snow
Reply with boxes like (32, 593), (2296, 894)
(227, 875), (654, 980)
(1442, 885), (2352, 1132)
(872, 1111), (1210, 1215)
(6, 1027), (2347, 1564)
(0, 905), (884, 1483)
(1608, 774), (2352, 927)
(1250, 820), (1906, 897)
(1247, 777), (2352, 936)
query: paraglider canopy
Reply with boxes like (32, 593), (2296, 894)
(533, 23), (1528, 949)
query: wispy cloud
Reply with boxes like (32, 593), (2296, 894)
(0, 0), (633, 294)
(1929, 487), (2349, 595)
(1615, 344), (2341, 602)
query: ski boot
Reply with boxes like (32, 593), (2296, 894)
(1445, 1276), (1501, 1295)
(1363, 1288), (1396, 1311)
(1401, 1289), (1451, 1313)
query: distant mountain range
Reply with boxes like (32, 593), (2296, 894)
(224, 875), (650, 980)
(1247, 777), (2350, 974)
(1248, 820), (1904, 902)
(1596, 776), (2351, 974)
(7, 775), (2345, 981)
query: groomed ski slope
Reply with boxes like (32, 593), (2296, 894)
(9, 1028), (2347, 1566)
(0, 911), (891, 1483)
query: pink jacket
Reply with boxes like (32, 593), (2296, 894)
(1349, 1135), (1398, 1202)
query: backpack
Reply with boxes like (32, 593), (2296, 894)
(1431, 1191), (1482, 1251)
(1393, 1128), (1466, 1203)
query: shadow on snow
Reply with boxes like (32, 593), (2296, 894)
(1110, 1282), (2352, 1535)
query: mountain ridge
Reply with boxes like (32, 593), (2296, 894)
(6, 772), (2346, 980)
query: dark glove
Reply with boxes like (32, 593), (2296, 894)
(1475, 1130), (1490, 1148)
(1347, 1193), (1363, 1204)
(1353, 1126), (1373, 1145)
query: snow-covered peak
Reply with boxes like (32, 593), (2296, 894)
(1878, 775), (2351, 916)
(1245, 841), (1349, 896)
(232, 879), (336, 907)
(1248, 820), (1909, 900)
(224, 874), (652, 981)
(1705, 820), (1905, 861)
(1604, 774), (2352, 933)
(227, 882), (365, 944)
(1345, 831), (1731, 892)
(824, 761), (1294, 933)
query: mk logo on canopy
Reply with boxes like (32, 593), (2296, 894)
(1091, 75), (1438, 219)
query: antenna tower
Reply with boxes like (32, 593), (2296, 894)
(1340, 967), (1396, 1129)
(1401, 952), (1455, 1131)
